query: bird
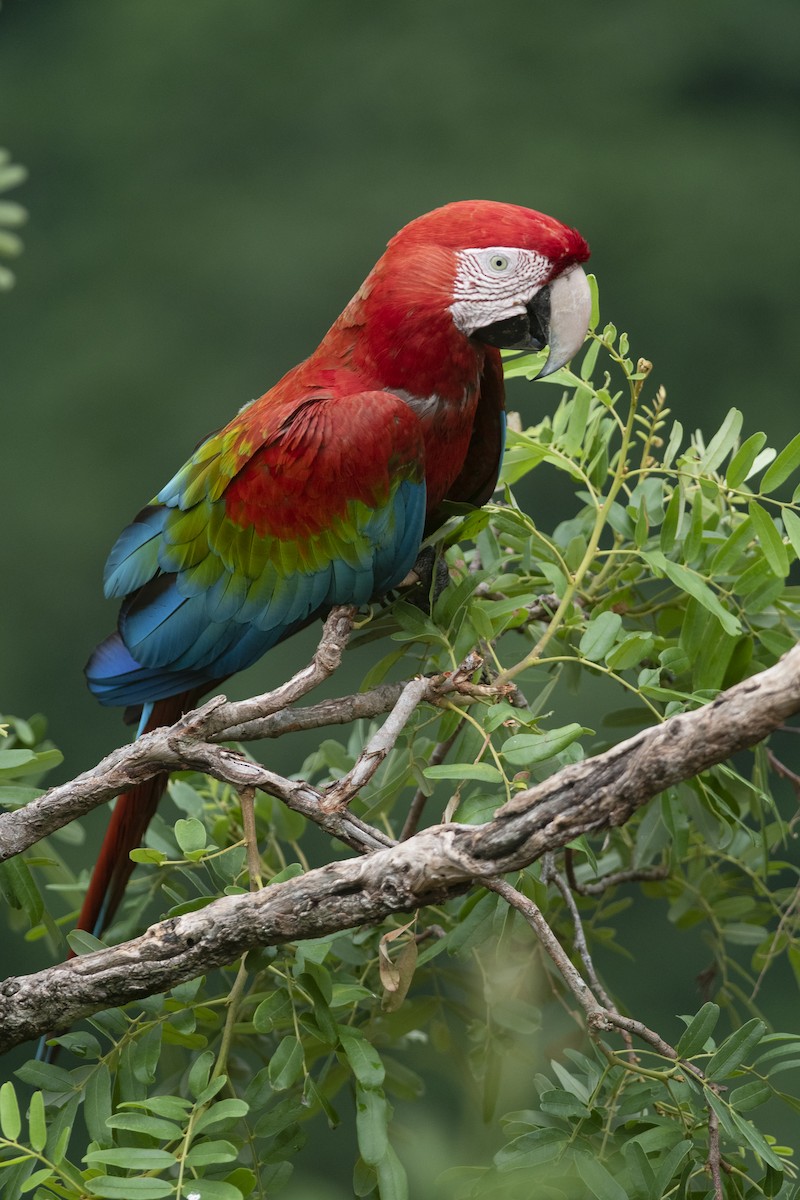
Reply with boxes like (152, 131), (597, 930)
(80, 199), (591, 942)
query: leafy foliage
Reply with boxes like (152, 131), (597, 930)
(4, 283), (800, 1197)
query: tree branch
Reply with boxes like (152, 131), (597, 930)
(2, 644), (800, 1051)
(0, 621), (505, 859)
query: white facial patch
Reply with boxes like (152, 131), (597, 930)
(449, 246), (552, 336)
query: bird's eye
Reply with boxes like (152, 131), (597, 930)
(489, 254), (510, 272)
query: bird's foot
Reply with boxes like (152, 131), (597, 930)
(396, 547), (450, 613)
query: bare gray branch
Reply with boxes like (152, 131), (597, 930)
(2, 644), (800, 1051)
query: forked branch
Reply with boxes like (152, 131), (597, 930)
(1, 642), (799, 1051)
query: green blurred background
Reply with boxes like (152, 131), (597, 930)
(2, 0), (800, 1190)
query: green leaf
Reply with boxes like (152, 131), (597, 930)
(27, 1091), (46, 1153)
(188, 1049), (214, 1100)
(759, 430), (800, 493)
(575, 1151), (629, 1200)
(85, 1148), (177, 1169)
(184, 1137), (239, 1167)
(253, 988), (292, 1033)
(267, 1036), (304, 1091)
(729, 1080), (771, 1111)
(48, 1030), (101, 1059)
(225, 1171), (258, 1198)
(605, 633), (654, 671)
(0, 749), (36, 771)
(299, 971), (337, 1043)
(0, 1080), (21, 1140)
(700, 407), (742, 473)
(676, 1003), (720, 1057)
(46, 1092), (79, 1170)
(579, 611), (622, 662)
(423, 762), (502, 783)
(447, 891), (498, 957)
(706, 1018), (766, 1080)
(539, 1089), (590, 1118)
(728, 1108), (785, 1171)
(0, 856), (43, 923)
(710, 516), (753, 575)
(168, 778), (205, 815)
(84, 1067), (113, 1148)
(15, 1059), (75, 1094)
(19, 1167), (56, 1194)
(106, 1112), (184, 1140)
(748, 501), (789, 576)
(252, 1096), (306, 1140)
(662, 420), (683, 469)
(340, 1032), (386, 1088)
(132, 1024), (162, 1085)
(652, 1139), (693, 1197)
(782, 507), (800, 561)
(120, 1095), (192, 1119)
(563, 387), (592, 456)
(355, 1084), (389, 1166)
(66, 929), (107, 956)
(644, 551), (740, 636)
(129, 847), (167, 865)
(84, 1179), (174, 1199)
(192, 1098), (249, 1136)
(659, 486), (683, 553)
(375, 1142), (409, 1200)
(501, 723), (585, 765)
(174, 817), (206, 853)
(0, 748), (62, 778)
(682, 490), (704, 563)
(726, 431), (767, 488)
(494, 1128), (568, 1171)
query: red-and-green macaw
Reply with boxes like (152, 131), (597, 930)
(81, 200), (590, 939)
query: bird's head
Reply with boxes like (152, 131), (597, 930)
(375, 199), (592, 379)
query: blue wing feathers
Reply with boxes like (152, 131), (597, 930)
(103, 507), (167, 599)
(87, 402), (427, 709)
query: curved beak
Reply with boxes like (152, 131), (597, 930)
(528, 264), (592, 378)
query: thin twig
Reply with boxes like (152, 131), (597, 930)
(565, 850), (670, 896)
(218, 682), (407, 743)
(323, 653), (487, 812)
(239, 786), (262, 890)
(543, 861), (635, 1058)
(322, 677), (435, 812)
(707, 1103), (724, 1200)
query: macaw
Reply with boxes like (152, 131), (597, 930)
(80, 199), (591, 940)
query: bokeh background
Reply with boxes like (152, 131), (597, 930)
(2, 0), (800, 1192)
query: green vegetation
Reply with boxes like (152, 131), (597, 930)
(4, 287), (800, 1197)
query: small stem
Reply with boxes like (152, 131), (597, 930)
(239, 786), (263, 890)
(707, 1102), (724, 1200)
(212, 955), (250, 1081)
(175, 1107), (198, 1200)
(544, 861), (635, 1059)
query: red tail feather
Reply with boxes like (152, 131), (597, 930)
(73, 689), (205, 947)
